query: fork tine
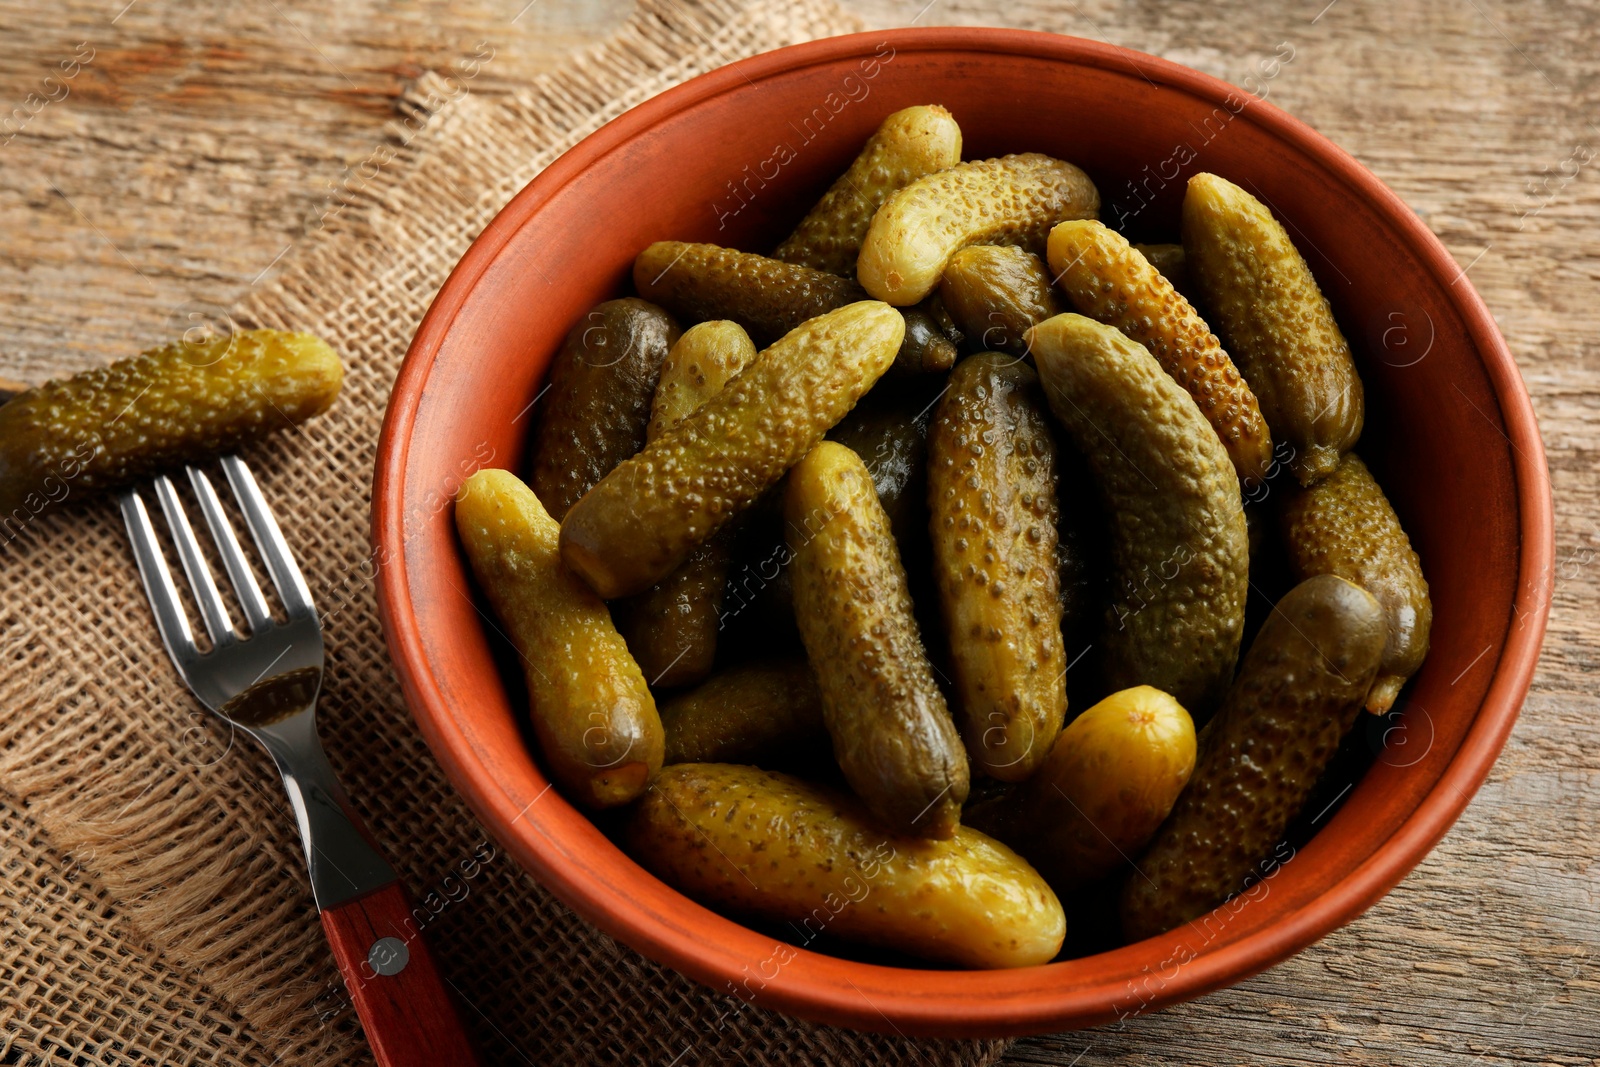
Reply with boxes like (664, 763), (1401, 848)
(153, 475), (237, 646)
(221, 455), (315, 618)
(188, 466), (272, 635)
(119, 488), (200, 666)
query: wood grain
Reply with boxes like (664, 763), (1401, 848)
(1, 1), (1595, 1065)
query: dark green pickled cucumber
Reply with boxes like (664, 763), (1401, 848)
(786, 441), (969, 839)
(937, 245), (1062, 358)
(928, 354), (1067, 781)
(528, 298), (679, 518)
(560, 302), (903, 600)
(633, 242), (952, 374)
(0, 329), (342, 517)
(1120, 575), (1386, 941)
(660, 659), (828, 766)
(898, 305), (959, 374)
(1029, 314), (1249, 720)
(1281, 453), (1431, 712)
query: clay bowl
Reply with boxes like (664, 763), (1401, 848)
(374, 28), (1552, 1036)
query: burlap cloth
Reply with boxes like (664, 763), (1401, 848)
(0, 1), (1012, 1063)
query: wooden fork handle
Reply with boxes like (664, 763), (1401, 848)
(319, 881), (483, 1066)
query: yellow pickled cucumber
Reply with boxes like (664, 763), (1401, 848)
(1121, 575), (1385, 940)
(927, 354), (1067, 781)
(1281, 453), (1431, 712)
(1028, 314), (1248, 719)
(1182, 173), (1364, 485)
(616, 321), (759, 688)
(625, 763), (1064, 968)
(968, 686), (1195, 892)
(774, 104), (963, 275)
(455, 469), (663, 808)
(659, 659), (827, 766)
(898, 304), (960, 374)
(1048, 220), (1273, 486)
(937, 245), (1063, 358)
(858, 153), (1101, 306)
(0, 329), (341, 517)
(787, 441), (969, 838)
(528, 298), (679, 518)
(560, 301), (903, 600)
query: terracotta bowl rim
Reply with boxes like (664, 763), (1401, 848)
(373, 27), (1554, 1035)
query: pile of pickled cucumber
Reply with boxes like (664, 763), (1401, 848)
(454, 105), (1432, 969)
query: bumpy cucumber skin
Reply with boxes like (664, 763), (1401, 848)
(786, 441), (969, 839)
(634, 241), (864, 347)
(1049, 220), (1273, 487)
(645, 320), (758, 437)
(1028, 314), (1248, 720)
(455, 469), (663, 809)
(625, 763), (1064, 968)
(774, 104), (963, 275)
(937, 245), (1062, 358)
(1120, 575), (1385, 941)
(928, 354), (1067, 782)
(560, 302), (903, 600)
(617, 321), (759, 688)
(528, 298), (679, 519)
(858, 153), (1101, 306)
(1281, 453), (1431, 712)
(634, 242), (952, 373)
(1182, 172), (1364, 485)
(1131, 242), (1194, 302)
(969, 685), (1195, 892)
(660, 660), (828, 766)
(0, 329), (342, 515)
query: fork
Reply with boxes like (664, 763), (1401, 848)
(119, 455), (482, 1067)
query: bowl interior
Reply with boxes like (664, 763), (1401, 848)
(376, 30), (1545, 1036)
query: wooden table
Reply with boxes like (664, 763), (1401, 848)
(2, 1), (1595, 1064)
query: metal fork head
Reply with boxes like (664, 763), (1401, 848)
(120, 455), (325, 726)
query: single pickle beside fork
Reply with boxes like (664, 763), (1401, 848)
(0, 329), (342, 516)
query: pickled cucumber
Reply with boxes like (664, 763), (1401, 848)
(659, 659), (827, 766)
(774, 104), (963, 275)
(899, 304), (960, 374)
(1131, 242), (1192, 301)
(635, 241), (864, 346)
(561, 301), (903, 600)
(968, 686), (1195, 892)
(1120, 575), (1385, 940)
(858, 153), (1101, 306)
(625, 763), (1064, 968)
(1028, 314), (1248, 719)
(616, 321), (759, 688)
(0, 329), (341, 517)
(786, 441), (968, 838)
(455, 469), (663, 808)
(1182, 173), (1364, 485)
(928, 354), (1067, 781)
(635, 241), (952, 373)
(528, 298), (679, 518)
(1281, 453), (1431, 712)
(1048, 220), (1273, 486)
(937, 245), (1062, 358)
